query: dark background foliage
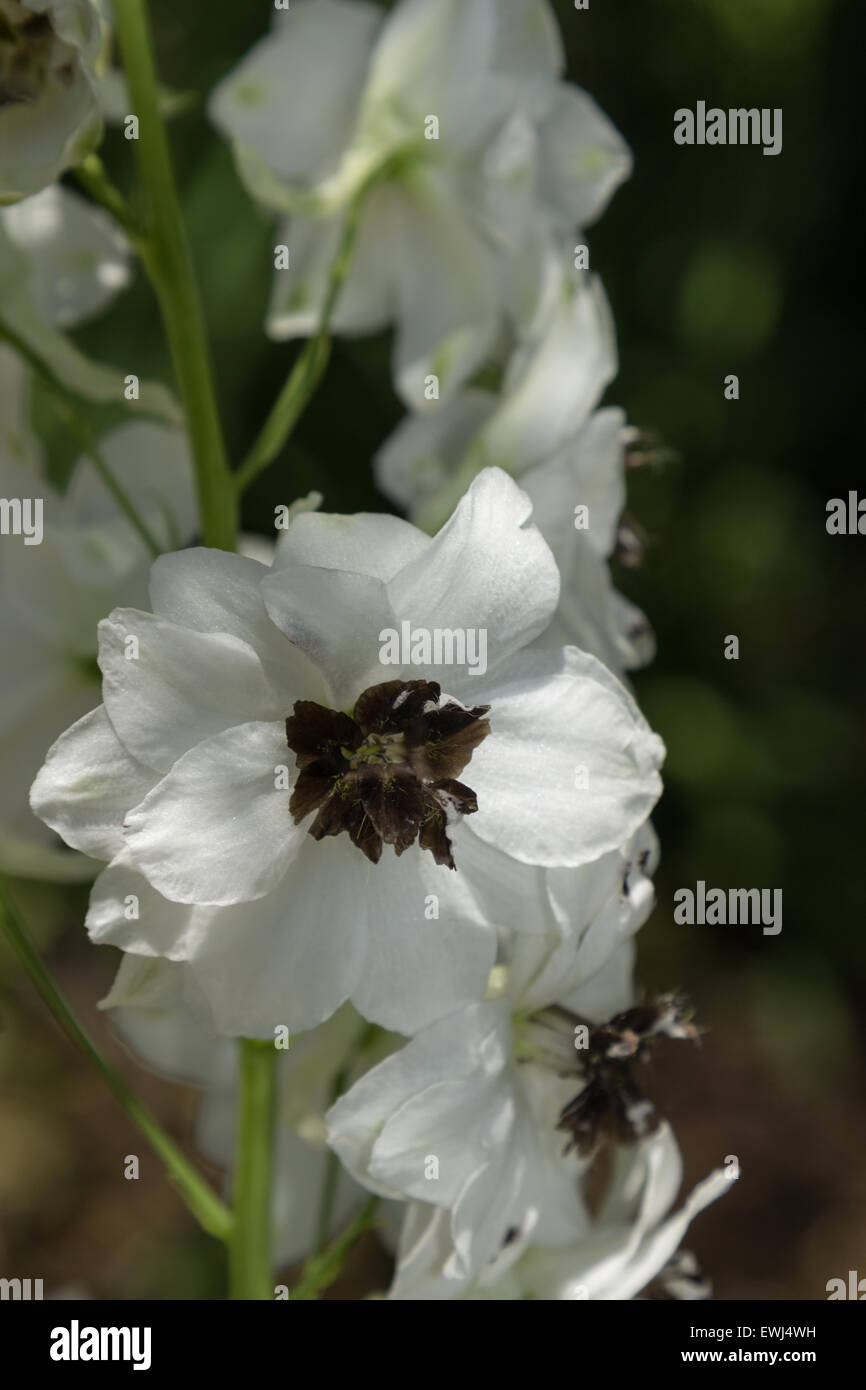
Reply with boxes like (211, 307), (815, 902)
(2, 0), (863, 1299)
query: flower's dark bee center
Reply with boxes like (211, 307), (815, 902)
(285, 678), (490, 868)
(0, 3), (74, 108)
(517, 994), (700, 1158)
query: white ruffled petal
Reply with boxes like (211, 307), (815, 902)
(30, 705), (157, 862)
(469, 645), (664, 867)
(98, 609), (284, 772)
(123, 721), (302, 906)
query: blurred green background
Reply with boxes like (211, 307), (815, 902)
(2, 0), (864, 1299)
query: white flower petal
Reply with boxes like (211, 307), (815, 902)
(261, 564), (396, 709)
(0, 185), (129, 328)
(350, 847), (497, 1033)
(491, 0), (563, 80)
(98, 609), (283, 772)
(522, 406), (627, 559)
(363, 0), (495, 131)
(208, 0), (381, 209)
(63, 422), (196, 549)
(470, 645), (664, 867)
(148, 547), (323, 700)
(190, 836), (369, 1036)
(86, 850), (214, 957)
(387, 468), (560, 687)
(266, 195), (396, 340)
(273, 509), (429, 582)
(536, 84), (632, 229)
(124, 721), (301, 906)
(30, 705), (157, 862)
(390, 172), (498, 409)
(481, 275), (618, 474)
(328, 1002), (510, 1198)
(0, 65), (101, 204)
(374, 389), (496, 518)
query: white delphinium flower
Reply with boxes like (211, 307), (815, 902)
(376, 265), (652, 675)
(209, 0), (631, 408)
(0, 407), (196, 879)
(327, 830), (664, 1283)
(102, 954), (377, 1266)
(0, 183), (180, 420)
(386, 1120), (734, 1300)
(32, 468), (663, 1036)
(0, 0), (107, 203)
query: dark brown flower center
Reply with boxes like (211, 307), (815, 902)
(518, 994), (700, 1158)
(285, 678), (490, 868)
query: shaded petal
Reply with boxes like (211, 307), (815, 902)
(522, 406), (627, 560)
(544, 544), (656, 674)
(350, 849), (498, 1033)
(189, 835), (370, 1035)
(390, 172), (498, 409)
(86, 850), (215, 957)
(0, 185), (129, 328)
(536, 84), (632, 229)
(208, 0), (381, 209)
(266, 195), (396, 339)
(479, 275), (617, 474)
(491, 0), (563, 79)
(63, 422), (196, 553)
(261, 564), (397, 709)
(0, 63), (101, 203)
(374, 389), (496, 518)
(327, 1001), (511, 1200)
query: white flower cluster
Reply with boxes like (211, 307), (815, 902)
(5, 0), (735, 1299)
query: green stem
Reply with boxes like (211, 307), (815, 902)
(75, 154), (146, 245)
(110, 0), (236, 551)
(0, 320), (162, 557)
(0, 879), (231, 1241)
(229, 1039), (277, 1300)
(233, 194), (366, 497)
(292, 1197), (380, 1301)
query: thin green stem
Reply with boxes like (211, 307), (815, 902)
(292, 1197), (380, 1301)
(0, 320), (162, 557)
(0, 879), (231, 1241)
(74, 154), (146, 245)
(111, 0), (236, 551)
(229, 1039), (278, 1300)
(233, 195), (366, 497)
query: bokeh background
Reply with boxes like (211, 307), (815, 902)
(1, 0), (863, 1299)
